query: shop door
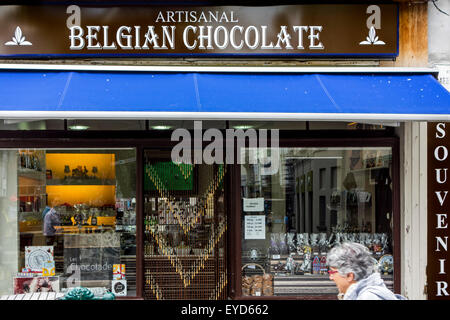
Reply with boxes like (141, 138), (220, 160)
(143, 150), (227, 299)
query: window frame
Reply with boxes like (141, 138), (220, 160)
(231, 136), (401, 300)
(0, 129), (399, 300)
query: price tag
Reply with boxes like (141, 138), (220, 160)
(272, 255), (281, 260)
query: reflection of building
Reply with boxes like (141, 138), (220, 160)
(0, 2), (449, 301)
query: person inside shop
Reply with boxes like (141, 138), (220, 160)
(43, 207), (61, 245)
(326, 242), (406, 300)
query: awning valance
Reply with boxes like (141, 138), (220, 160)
(0, 66), (448, 121)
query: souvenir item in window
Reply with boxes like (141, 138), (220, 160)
(345, 232), (352, 242)
(42, 261), (55, 276)
(269, 233), (280, 255)
(359, 233), (367, 245)
(365, 233), (373, 250)
(378, 254), (394, 275)
(287, 233), (296, 254)
(310, 233), (319, 252)
(373, 234), (382, 255)
(380, 233), (389, 254)
(327, 233), (335, 249)
(334, 232), (342, 245)
(348, 233), (356, 243)
(113, 264), (126, 280)
(296, 233), (307, 256)
(318, 233), (328, 254)
(286, 253), (296, 275)
(112, 280), (127, 296)
(312, 255), (321, 274)
(320, 256), (328, 275)
(300, 246), (312, 275)
(13, 276), (60, 294)
(279, 233), (288, 255)
(25, 246), (54, 272)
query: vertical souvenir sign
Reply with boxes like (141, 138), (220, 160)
(428, 122), (450, 299)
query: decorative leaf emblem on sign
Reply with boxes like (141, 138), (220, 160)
(359, 26), (385, 45)
(5, 27), (32, 46)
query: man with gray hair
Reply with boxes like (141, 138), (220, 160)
(327, 242), (406, 300)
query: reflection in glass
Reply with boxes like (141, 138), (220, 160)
(241, 147), (394, 297)
(0, 148), (136, 297)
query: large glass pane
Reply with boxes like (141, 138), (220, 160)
(240, 147), (394, 298)
(0, 148), (136, 297)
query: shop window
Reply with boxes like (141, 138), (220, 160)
(240, 147), (394, 298)
(0, 148), (136, 297)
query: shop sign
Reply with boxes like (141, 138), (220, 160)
(0, 4), (398, 57)
(428, 122), (450, 299)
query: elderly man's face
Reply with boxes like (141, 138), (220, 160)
(329, 267), (355, 294)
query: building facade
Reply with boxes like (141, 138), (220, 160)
(0, 1), (449, 300)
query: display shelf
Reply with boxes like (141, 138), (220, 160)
(264, 274), (393, 297)
(46, 178), (116, 185)
(54, 225), (115, 234)
(18, 168), (46, 180)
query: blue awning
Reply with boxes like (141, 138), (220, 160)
(0, 69), (448, 121)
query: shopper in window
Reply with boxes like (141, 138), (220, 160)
(43, 207), (61, 245)
(327, 242), (405, 300)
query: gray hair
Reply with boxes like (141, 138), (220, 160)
(327, 242), (377, 281)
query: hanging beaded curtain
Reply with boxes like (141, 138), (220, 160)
(143, 151), (227, 300)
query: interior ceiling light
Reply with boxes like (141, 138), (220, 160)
(69, 125), (89, 130)
(152, 125), (172, 130)
(233, 125), (254, 130)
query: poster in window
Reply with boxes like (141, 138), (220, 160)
(63, 234), (120, 284)
(245, 215), (265, 240)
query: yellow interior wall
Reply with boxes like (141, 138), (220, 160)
(46, 185), (116, 207)
(46, 153), (115, 180)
